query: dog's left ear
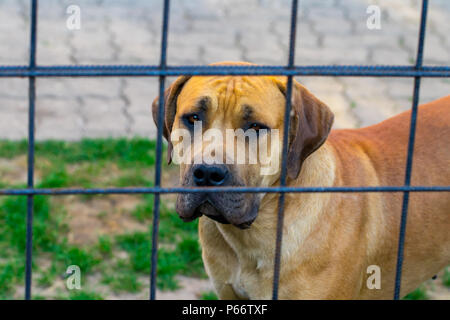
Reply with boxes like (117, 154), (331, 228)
(274, 78), (334, 180)
(152, 76), (191, 164)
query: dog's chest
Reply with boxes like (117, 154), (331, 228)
(231, 273), (250, 299)
(213, 222), (276, 299)
(228, 250), (273, 299)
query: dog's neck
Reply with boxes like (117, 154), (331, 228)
(215, 141), (337, 267)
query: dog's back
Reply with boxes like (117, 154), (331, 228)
(329, 95), (450, 185)
(328, 96), (450, 298)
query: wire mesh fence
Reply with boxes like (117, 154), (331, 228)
(0, 0), (449, 300)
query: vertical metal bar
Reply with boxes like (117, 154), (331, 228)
(150, 0), (170, 301)
(393, 0), (428, 300)
(25, 0), (38, 301)
(272, 0), (298, 300)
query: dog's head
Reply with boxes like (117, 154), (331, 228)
(152, 62), (334, 229)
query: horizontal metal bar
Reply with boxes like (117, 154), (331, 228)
(0, 65), (449, 78)
(0, 185), (448, 196)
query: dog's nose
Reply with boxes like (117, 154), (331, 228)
(193, 164), (228, 186)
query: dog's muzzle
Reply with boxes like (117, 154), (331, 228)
(176, 164), (260, 229)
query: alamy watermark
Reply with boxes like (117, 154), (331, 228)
(66, 5), (81, 30)
(66, 265), (81, 290)
(366, 265), (381, 289)
(366, 5), (381, 30)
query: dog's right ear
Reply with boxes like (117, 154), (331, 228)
(273, 77), (334, 180)
(152, 76), (191, 164)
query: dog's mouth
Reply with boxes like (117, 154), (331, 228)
(180, 200), (254, 229)
(198, 201), (230, 224)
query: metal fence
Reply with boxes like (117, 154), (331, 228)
(0, 0), (449, 300)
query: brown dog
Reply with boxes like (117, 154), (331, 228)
(152, 62), (450, 299)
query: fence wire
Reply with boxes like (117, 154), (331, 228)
(0, 0), (448, 300)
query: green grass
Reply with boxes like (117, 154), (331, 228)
(0, 259), (25, 299)
(131, 194), (155, 221)
(115, 213), (204, 290)
(201, 291), (218, 300)
(403, 286), (428, 300)
(55, 246), (100, 274)
(0, 138), (156, 167)
(36, 263), (58, 287)
(97, 235), (113, 257)
(0, 138), (203, 299)
(102, 273), (142, 293)
(443, 267), (450, 288)
(68, 290), (105, 300)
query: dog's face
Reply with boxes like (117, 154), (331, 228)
(152, 63), (334, 229)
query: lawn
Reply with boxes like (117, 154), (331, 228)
(0, 138), (446, 300)
(0, 138), (212, 300)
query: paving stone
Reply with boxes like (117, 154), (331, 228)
(37, 19), (74, 65)
(37, 42), (73, 65)
(341, 77), (399, 127)
(109, 20), (158, 65)
(371, 47), (413, 65)
(0, 110), (28, 140)
(384, 78), (415, 100)
(393, 97), (414, 114)
(170, 29), (236, 49)
(202, 46), (244, 64)
(175, 0), (227, 20)
(0, 78), (28, 99)
(319, 92), (360, 129)
(275, 21), (318, 49)
(423, 33), (450, 66)
(242, 31), (285, 64)
(70, 21), (115, 64)
(0, 97), (28, 117)
(36, 79), (73, 99)
(323, 34), (397, 50)
(299, 77), (345, 94)
(81, 97), (128, 138)
(80, 97), (124, 116)
(64, 78), (122, 98)
(167, 45), (203, 65)
(419, 79), (450, 104)
(124, 78), (159, 113)
(351, 95), (399, 128)
(310, 16), (352, 36)
(342, 77), (388, 97)
(0, 0), (448, 140)
(35, 98), (83, 141)
(0, 7), (29, 65)
(296, 46), (368, 65)
(130, 111), (156, 138)
(428, 9), (450, 41)
(189, 20), (241, 37)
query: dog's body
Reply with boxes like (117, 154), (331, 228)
(152, 62), (450, 299)
(200, 97), (450, 299)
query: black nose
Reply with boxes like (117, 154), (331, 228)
(193, 164), (229, 186)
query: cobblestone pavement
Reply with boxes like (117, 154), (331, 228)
(0, 0), (449, 140)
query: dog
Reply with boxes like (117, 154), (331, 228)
(152, 62), (450, 299)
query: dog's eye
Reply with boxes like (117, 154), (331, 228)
(250, 123), (262, 131)
(185, 114), (200, 125)
(247, 123), (268, 132)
